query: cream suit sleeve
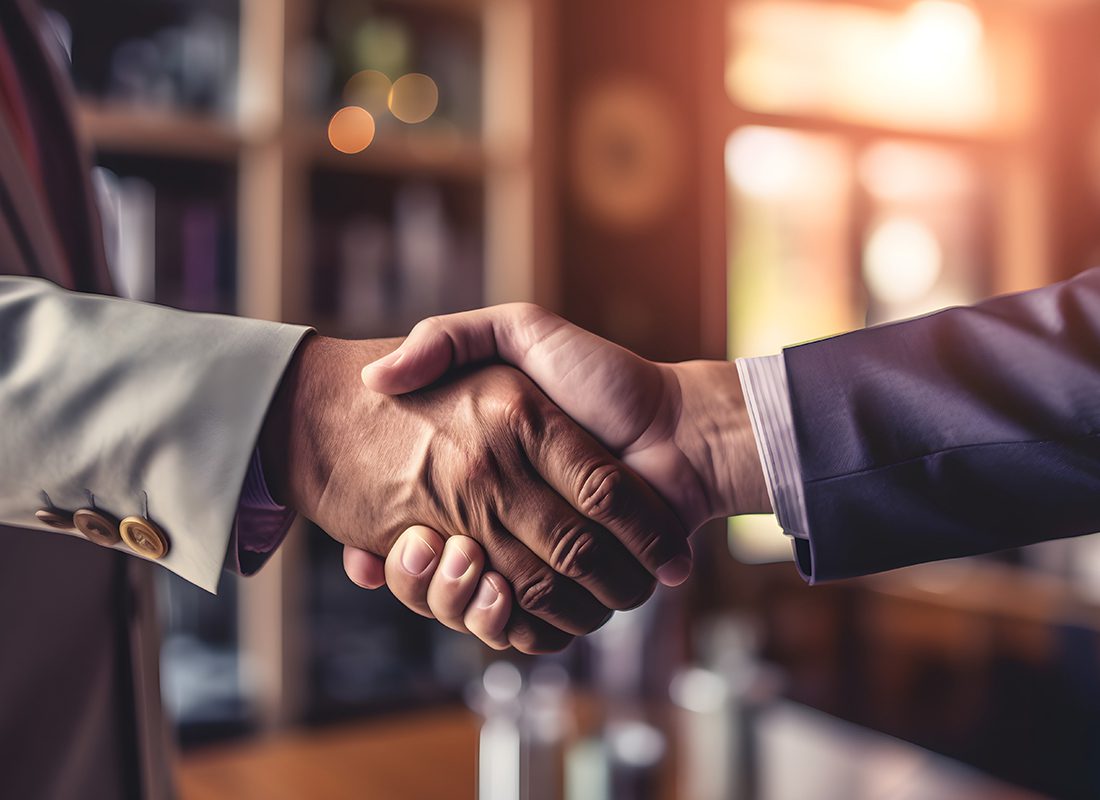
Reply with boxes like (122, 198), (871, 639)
(0, 276), (311, 592)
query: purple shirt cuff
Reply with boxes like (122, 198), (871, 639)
(227, 448), (296, 575)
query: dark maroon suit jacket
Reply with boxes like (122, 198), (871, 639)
(0, 3), (171, 797)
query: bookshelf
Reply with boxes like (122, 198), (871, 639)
(78, 103), (242, 161)
(52, 0), (557, 740)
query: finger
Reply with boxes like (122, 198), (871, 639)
(507, 606), (575, 655)
(498, 468), (655, 611)
(483, 513), (612, 637)
(361, 306), (653, 451)
(384, 525), (444, 619)
(343, 545), (387, 589)
(463, 572), (512, 650)
(518, 398), (693, 587)
(361, 303), (559, 395)
(426, 535), (485, 631)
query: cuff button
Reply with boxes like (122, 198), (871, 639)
(35, 508), (75, 530)
(74, 509), (121, 546)
(120, 516), (169, 560)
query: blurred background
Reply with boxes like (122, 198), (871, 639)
(37, 0), (1100, 797)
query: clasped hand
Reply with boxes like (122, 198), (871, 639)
(265, 305), (768, 653)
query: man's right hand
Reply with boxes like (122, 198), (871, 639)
(259, 335), (692, 653)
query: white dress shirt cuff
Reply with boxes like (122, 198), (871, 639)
(735, 354), (811, 540)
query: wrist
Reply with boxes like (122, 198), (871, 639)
(259, 333), (323, 509)
(668, 360), (770, 520)
(259, 335), (400, 514)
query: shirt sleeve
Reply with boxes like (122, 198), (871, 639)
(734, 354), (810, 540)
(226, 449), (297, 576)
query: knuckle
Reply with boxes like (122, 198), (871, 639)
(577, 463), (624, 520)
(549, 523), (600, 580)
(506, 302), (548, 331)
(500, 387), (548, 443)
(576, 607), (612, 636)
(502, 395), (532, 437)
(509, 620), (573, 655)
(620, 578), (656, 612)
(411, 314), (446, 340)
(507, 301), (540, 317)
(503, 303), (561, 359)
(515, 570), (560, 616)
(637, 526), (674, 565)
(499, 379), (535, 418)
(463, 448), (500, 485)
(506, 618), (537, 651)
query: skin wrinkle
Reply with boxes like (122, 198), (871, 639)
(577, 463), (618, 520)
(482, 509), (587, 647)
(504, 303), (568, 364)
(518, 419), (607, 583)
(510, 310), (661, 454)
(660, 363), (756, 525)
(509, 402), (655, 609)
(548, 518), (597, 580)
(548, 341), (602, 392)
(517, 306), (748, 527)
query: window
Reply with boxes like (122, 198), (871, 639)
(723, 0), (1022, 561)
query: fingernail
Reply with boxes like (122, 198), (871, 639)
(474, 578), (500, 609)
(441, 545), (472, 579)
(656, 555), (691, 587)
(401, 534), (436, 575)
(375, 349), (404, 369)
(361, 350), (404, 385)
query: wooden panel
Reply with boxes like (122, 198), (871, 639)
(555, 0), (706, 362)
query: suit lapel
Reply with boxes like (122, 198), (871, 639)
(3, 0), (112, 293)
(0, 96), (72, 282)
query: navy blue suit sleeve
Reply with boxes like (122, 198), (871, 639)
(783, 267), (1100, 582)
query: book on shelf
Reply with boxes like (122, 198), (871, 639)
(94, 167), (157, 302)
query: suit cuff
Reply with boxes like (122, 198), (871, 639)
(227, 449), (296, 576)
(735, 354), (811, 540)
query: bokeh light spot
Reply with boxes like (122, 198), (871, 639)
(328, 106), (376, 154)
(388, 73), (439, 124)
(863, 216), (943, 306)
(344, 70), (393, 117)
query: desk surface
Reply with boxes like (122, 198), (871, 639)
(176, 707), (478, 800)
(176, 701), (1046, 800)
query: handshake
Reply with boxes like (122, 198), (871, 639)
(260, 304), (771, 653)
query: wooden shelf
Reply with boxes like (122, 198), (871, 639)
(303, 124), (487, 179)
(78, 101), (241, 161)
(78, 101), (489, 180)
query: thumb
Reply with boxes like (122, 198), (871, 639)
(361, 305), (533, 394)
(360, 323), (457, 394)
